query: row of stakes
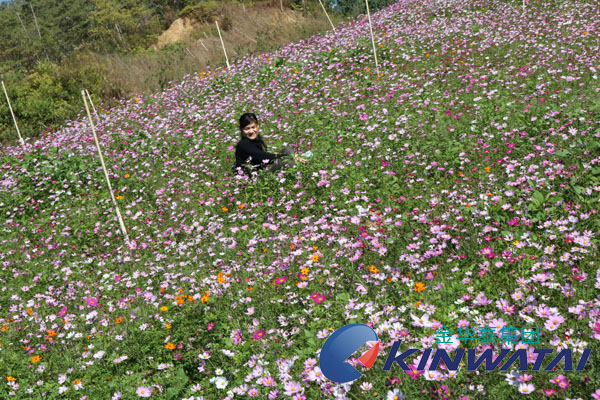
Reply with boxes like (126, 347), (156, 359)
(1, 0), (381, 250)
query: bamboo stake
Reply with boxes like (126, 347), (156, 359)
(198, 39), (209, 51)
(29, 3), (42, 40)
(1, 81), (25, 146)
(15, 11), (28, 36)
(85, 89), (96, 113)
(365, 0), (379, 73)
(81, 90), (130, 248)
(215, 20), (230, 70)
(29, 2), (49, 61)
(317, 0), (336, 31)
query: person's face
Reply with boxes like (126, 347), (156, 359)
(242, 121), (259, 140)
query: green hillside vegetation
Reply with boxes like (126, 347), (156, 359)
(0, 0), (394, 145)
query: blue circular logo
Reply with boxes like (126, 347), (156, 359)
(319, 323), (380, 383)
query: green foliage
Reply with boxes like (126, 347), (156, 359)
(332, 0), (395, 16)
(87, 0), (161, 51)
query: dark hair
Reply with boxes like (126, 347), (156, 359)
(239, 112), (267, 151)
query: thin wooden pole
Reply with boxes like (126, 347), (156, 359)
(81, 89), (130, 248)
(365, 0), (379, 73)
(29, 3), (42, 40)
(199, 39), (208, 51)
(317, 0), (335, 31)
(29, 2), (49, 62)
(215, 20), (230, 70)
(1, 81), (25, 146)
(85, 89), (96, 113)
(15, 12), (28, 36)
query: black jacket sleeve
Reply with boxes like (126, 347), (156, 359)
(237, 139), (280, 165)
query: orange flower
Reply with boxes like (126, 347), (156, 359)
(160, 306), (168, 311)
(247, 286), (253, 291)
(368, 265), (379, 274)
(6, 376), (16, 382)
(458, 171), (464, 177)
(165, 323), (172, 329)
(1, 325), (9, 332)
(238, 204), (245, 209)
(217, 272), (225, 284)
(221, 207), (228, 212)
(465, 204), (471, 209)
(124, 174), (130, 178)
(72, 379), (81, 385)
(484, 167), (490, 172)
(176, 298), (185, 305)
(115, 317), (123, 324)
(26, 308), (33, 316)
(165, 342), (176, 350)
(301, 267), (310, 276)
(47, 329), (57, 337)
(200, 292), (210, 303)
(312, 246), (318, 251)
(188, 295), (194, 303)
(414, 282), (426, 293)
(289, 244), (295, 249)
(116, 195), (123, 200)
(31, 355), (41, 363)
(311, 254), (320, 263)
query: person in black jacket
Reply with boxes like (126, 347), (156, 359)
(233, 112), (303, 177)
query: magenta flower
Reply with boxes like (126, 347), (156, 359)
(253, 330), (266, 340)
(207, 322), (215, 331)
(86, 298), (98, 307)
(274, 276), (288, 285)
(404, 367), (424, 380)
(58, 306), (68, 317)
(313, 295), (326, 304)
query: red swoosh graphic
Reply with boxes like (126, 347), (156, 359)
(358, 342), (380, 369)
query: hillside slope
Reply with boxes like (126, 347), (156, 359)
(1, 0), (600, 398)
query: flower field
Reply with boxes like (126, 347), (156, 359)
(1, 0), (600, 398)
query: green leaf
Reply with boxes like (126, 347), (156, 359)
(532, 191), (544, 206)
(336, 292), (350, 302)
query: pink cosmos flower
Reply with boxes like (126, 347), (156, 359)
(313, 295), (326, 304)
(518, 383), (535, 394)
(274, 276), (288, 285)
(136, 386), (152, 397)
(86, 298), (98, 307)
(404, 367), (424, 380)
(253, 330), (266, 340)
